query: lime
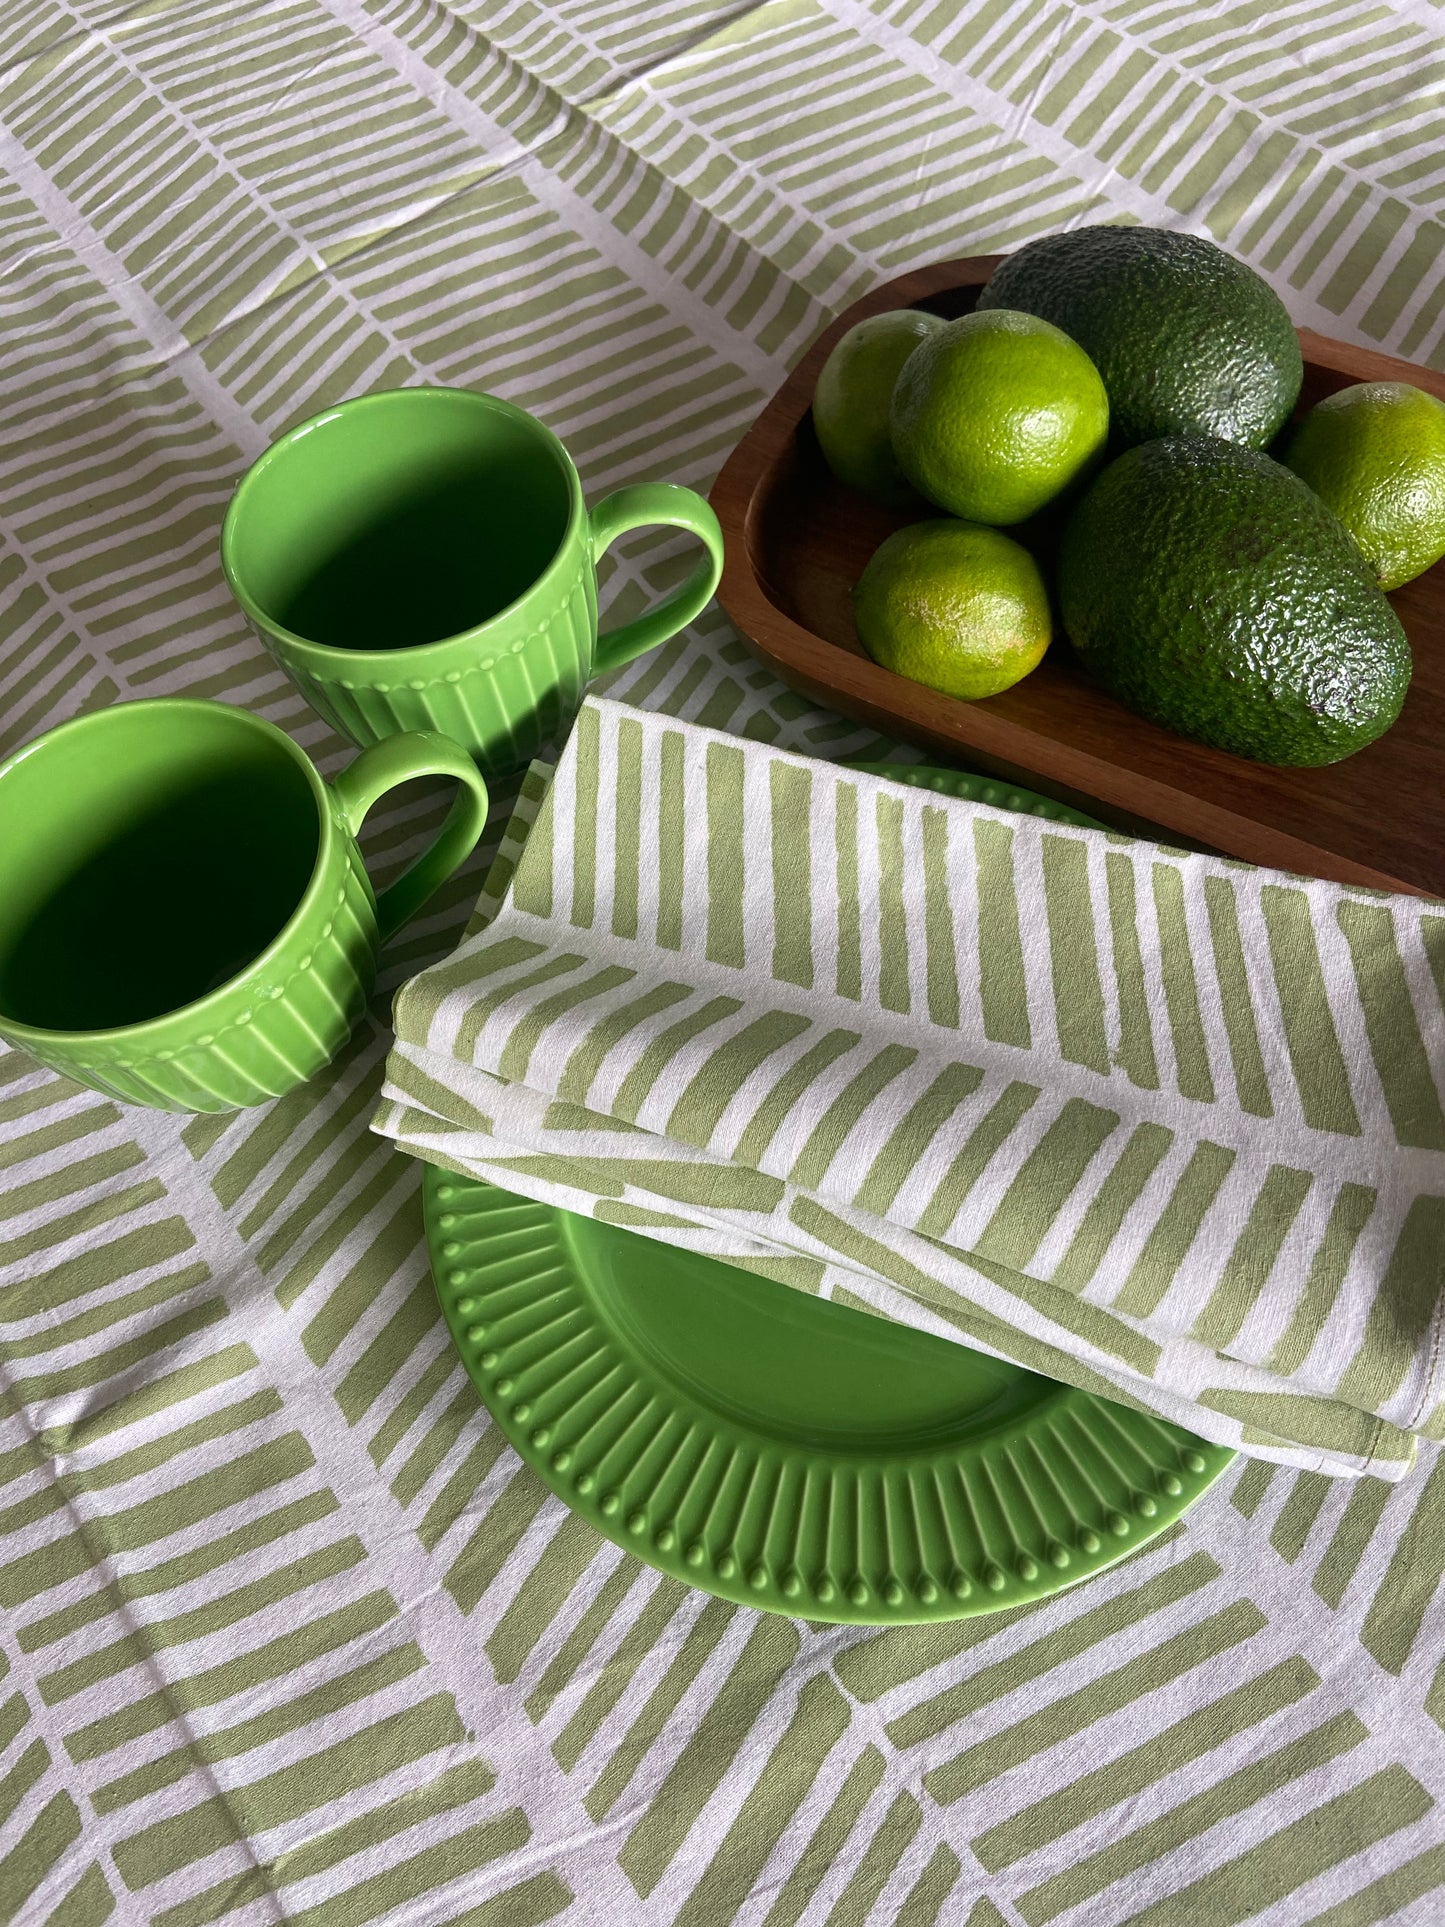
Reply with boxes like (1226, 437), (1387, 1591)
(889, 309), (1109, 524)
(1283, 381), (1445, 590)
(812, 309), (945, 503)
(853, 519), (1051, 700)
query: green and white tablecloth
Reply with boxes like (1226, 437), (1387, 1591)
(3, 3), (1445, 1922)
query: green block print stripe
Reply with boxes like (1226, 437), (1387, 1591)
(789, 1043), (919, 1190)
(732, 1028), (861, 1167)
(1151, 864), (1215, 1103)
(666, 1009), (813, 1145)
(0, 1792), (85, 1924)
(611, 713), (644, 939)
(770, 760), (814, 989)
(852, 1061), (984, 1217)
(1268, 1183), (1377, 1376)
(1361, 1454), (1445, 1675)
(755, 1748), (887, 1927)
(486, 1151), (785, 1213)
(113, 1696), (467, 1884)
(890, 1551), (1222, 1749)
(511, 784), (557, 921)
(875, 790), (912, 1015)
(929, 1598), (1268, 1805)
(797, 1194), (1158, 1377)
(1302, 1844), (1445, 1927)
(1267, 1472), (1335, 1567)
(1191, 1164), (1313, 1349)
(670, 1674), (851, 1926)
(1017, 1718), (1389, 1924)
(1041, 834), (1110, 1074)
(921, 805), (960, 1028)
(657, 730), (686, 952)
(540, 1098), (645, 1135)
(69, 1594), (401, 1763)
(973, 818), (1031, 1047)
(916, 1081), (1040, 1240)
(834, 780), (863, 1002)
(569, 699), (602, 929)
(455, 953), (590, 1064)
(496, 964), (637, 1085)
(96, 1646), (434, 1816)
(1203, 876), (1272, 1117)
(1050, 1122), (1172, 1294)
(974, 1097), (1119, 1271)
(706, 739), (747, 967)
(1106, 851), (1160, 1091)
(551, 1576), (698, 1772)
(1336, 1196), (1445, 1416)
(584, 1597), (737, 1821)
(398, 935), (548, 1037)
(263, 1761), (501, 1896)
(1336, 898), (1445, 1150)
(1201, 1391), (1406, 1463)
(553, 980), (696, 1105)
(611, 995), (745, 1117)
(1096, 1766), (1428, 1927)
(1261, 886), (1363, 1136)
(1114, 1141), (1236, 1318)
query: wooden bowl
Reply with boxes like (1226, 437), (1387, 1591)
(711, 255), (1445, 896)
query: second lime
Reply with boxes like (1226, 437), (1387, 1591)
(813, 309), (946, 504)
(1283, 380), (1445, 590)
(854, 519), (1051, 700)
(889, 309), (1109, 524)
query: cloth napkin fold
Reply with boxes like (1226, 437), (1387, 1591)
(374, 695), (1445, 1479)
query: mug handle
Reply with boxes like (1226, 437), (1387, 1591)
(332, 731), (490, 942)
(589, 483), (725, 677)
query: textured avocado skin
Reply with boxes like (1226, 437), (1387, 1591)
(1058, 437), (1411, 767)
(978, 227), (1302, 450)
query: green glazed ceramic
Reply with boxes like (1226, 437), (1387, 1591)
(421, 765), (1232, 1625)
(424, 1173), (1233, 1626)
(0, 699), (489, 1112)
(221, 387), (725, 777)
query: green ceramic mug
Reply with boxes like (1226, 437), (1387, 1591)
(220, 387), (725, 775)
(0, 699), (489, 1112)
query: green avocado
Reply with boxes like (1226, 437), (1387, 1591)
(977, 226), (1302, 450)
(1058, 437), (1411, 767)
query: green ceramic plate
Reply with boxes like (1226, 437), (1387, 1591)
(422, 763), (1232, 1624)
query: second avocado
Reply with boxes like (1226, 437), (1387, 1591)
(1059, 438), (1411, 767)
(978, 226), (1302, 450)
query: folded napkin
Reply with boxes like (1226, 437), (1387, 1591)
(375, 696), (1445, 1479)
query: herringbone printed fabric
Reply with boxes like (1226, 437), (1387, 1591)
(374, 696), (1445, 1481)
(2, 1), (1445, 1921)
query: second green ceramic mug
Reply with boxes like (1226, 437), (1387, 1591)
(0, 699), (489, 1112)
(221, 387), (725, 776)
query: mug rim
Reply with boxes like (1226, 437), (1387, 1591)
(220, 385), (586, 670)
(0, 698), (341, 1051)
